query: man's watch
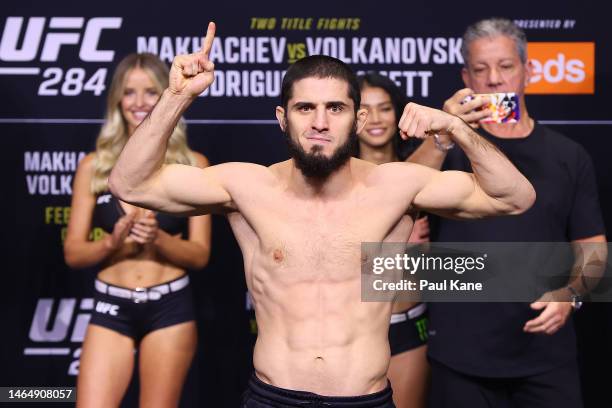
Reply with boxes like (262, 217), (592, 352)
(567, 285), (583, 311)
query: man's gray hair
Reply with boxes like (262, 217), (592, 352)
(461, 18), (528, 66)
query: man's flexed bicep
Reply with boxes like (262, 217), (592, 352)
(411, 166), (527, 220)
(158, 163), (236, 214)
(111, 162), (242, 216)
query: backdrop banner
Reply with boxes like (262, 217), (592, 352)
(1, 1), (611, 406)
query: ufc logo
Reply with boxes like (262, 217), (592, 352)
(28, 298), (93, 343)
(95, 301), (119, 316)
(97, 194), (112, 204)
(0, 17), (122, 62)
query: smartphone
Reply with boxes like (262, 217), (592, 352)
(465, 92), (520, 124)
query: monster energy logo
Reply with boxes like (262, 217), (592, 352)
(415, 317), (428, 342)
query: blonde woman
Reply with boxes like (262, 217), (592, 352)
(64, 53), (211, 408)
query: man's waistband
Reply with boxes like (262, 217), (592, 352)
(246, 374), (393, 407)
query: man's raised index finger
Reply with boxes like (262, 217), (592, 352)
(201, 21), (216, 57)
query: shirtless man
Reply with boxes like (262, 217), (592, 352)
(109, 23), (535, 406)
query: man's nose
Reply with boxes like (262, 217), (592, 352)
(487, 67), (503, 87)
(312, 107), (329, 131)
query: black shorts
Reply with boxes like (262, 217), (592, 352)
(242, 374), (396, 407)
(428, 359), (583, 408)
(89, 275), (195, 342)
(388, 303), (428, 356)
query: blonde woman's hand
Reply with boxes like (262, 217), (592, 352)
(105, 212), (137, 250)
(129, 210), (159, 245)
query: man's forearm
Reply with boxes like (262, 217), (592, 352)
(109, 90), (193, 197)
(569, 238), (608, 295)
(449, 118), (535, 213)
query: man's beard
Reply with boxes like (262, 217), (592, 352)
(285, 123), (357, 181)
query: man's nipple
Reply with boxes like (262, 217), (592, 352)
(273, 248), (284, 263)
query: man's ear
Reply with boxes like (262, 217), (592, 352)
(275, 106), (287, 131)
(524, 59), (533, 88)
(356, 108), (368, 134)
(461, 66), (471, 88)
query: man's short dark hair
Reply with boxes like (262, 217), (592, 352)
(281, 55), (360, 113)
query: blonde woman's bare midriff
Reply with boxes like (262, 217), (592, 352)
(97, 243), (186, 288)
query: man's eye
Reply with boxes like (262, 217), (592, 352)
(330, 105), (343, 112)
(501, 64), (513, 70)
(299, 106), (312, 112)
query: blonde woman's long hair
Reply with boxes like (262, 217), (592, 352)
(91, 53), (195, 193)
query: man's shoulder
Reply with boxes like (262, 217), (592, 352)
(212, 161), (280, 187)
(365, 160), (433, 187)
(533, 122), (591, 160)
(216, 161), (274, 173)
(350, 156), (376, 173)
(534, 123), (578, 148)
(372, 160), (430, 173)
(268, 159), (291, 172)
